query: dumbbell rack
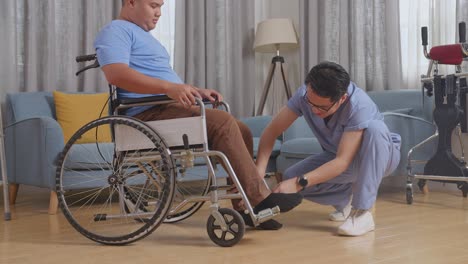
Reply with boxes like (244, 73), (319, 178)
(0, 107), (11, 220)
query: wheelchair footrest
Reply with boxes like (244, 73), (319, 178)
(256, 206), (280, 224)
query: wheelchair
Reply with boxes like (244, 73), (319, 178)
(406, 22), (468, 204)
(55, 54), (279, 246)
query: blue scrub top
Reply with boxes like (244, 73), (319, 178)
(287, 83), (386, 153)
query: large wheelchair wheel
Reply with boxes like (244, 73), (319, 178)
(164, 166), (211, 223)
(56, 116), (176, 245)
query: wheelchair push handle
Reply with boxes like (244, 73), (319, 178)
(421, 23), (467, 47)
(459, 22), (468, 58)
(421, 27), (428, 47)
(459, 22), (466, 43)
(75, 53), (100, 76)
(420, 21), (468, 65)
(76, 54), (97, 62)
(421, 27), (430, 59)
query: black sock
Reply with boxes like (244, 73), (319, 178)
(254, 192), (303, 213)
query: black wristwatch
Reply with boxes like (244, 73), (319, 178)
(297, 175), (308, 191)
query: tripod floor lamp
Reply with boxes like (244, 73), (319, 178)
(254, 18), (299, 115)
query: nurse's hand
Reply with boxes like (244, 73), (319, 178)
(273, 177), (302, 193)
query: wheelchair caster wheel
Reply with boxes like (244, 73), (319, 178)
(406, 187), (413, 204)
(463, 186), (468, 198)
(417, 180), (427, 193)
(457, 182), (468, 198)
(206, 208), (244, 247)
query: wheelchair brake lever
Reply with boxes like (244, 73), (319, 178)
(213, 100), (221, 109)
(180, 134), (194, 170)
(75, 61), (100, 76)
(183, 134), (189, 150)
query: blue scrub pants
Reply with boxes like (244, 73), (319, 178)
(283, 120), (401, 210)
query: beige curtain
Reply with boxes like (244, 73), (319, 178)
(299, 0), (402, 92)
(0, 0), (121, 102)
(0, 1), (19, 103)
(174, 0), (256, 118)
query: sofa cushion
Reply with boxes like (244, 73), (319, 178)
(240, 116), (273, 137)
(284, 116), (315, 141)
(253, 138), (282, 158)
(280, 137), (323, 159)
(61, 143), (229, 189)
(64, 143), (114, 170)
(53, 91), (111, 144)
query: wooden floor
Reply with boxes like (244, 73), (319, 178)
(2, 185), (468, 264)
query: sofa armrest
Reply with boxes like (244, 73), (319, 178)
(5, 117), (64, 189)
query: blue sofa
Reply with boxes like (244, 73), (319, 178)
(243, 89), (437, 188)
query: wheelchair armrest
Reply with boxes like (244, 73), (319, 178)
(118, 95), (173, 105)
(117, 95), (230, 113)
(115, 95), (176, 113)
(119, 95), (222, 105)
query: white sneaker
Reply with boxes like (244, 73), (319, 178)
(329, 203), (352, 222)
(337, 209), (375, 236)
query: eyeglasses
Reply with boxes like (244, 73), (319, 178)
(303, 92), (338, 112)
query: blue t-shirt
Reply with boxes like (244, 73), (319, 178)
(287, 82), (387, 153)
(94, 20), (183, 116)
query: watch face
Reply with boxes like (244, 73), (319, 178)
(298, 176), (308, 187)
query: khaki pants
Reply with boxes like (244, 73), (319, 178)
(134, 103), (270, 208)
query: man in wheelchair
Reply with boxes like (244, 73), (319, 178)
(93, 0), (303, 230)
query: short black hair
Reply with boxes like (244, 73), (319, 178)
(304, 61), (350, 102)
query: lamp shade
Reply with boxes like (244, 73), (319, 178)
(253, 18), (299, 53)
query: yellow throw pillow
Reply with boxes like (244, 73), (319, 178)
(53, 91), (112, 144)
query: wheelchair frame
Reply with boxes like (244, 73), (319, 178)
(55, 54), (279, 247)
